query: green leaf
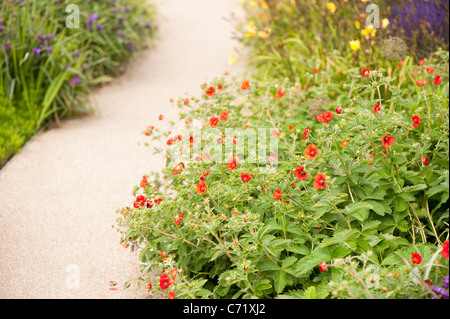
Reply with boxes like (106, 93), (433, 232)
(403, 184), (428, 193)
(427, 184), (449, 198)
(345, 201), (374, 215)
(282, 256), (298, 269)
(274, 270), (287, 294)
(257, 259), (280, 272)
(366, 200), (386, 216)
(434, 158), (449, 169)
(392, 197), (407, 212)
(302, 286), (317, 299)
(392, 155), (407, 164)
(295, 245), (351, 276)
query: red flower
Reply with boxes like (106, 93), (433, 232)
(146, 282), (152, 293)
(173, 162), (185, 175)
(134, 195), (147, 208)
(316, 111), (333, 123)
(341, 139), (348, 147)
(361, 69), (370, 78)
(382, 132), (395, 148)
(174, 216), (182, 226)
(196, 181), (207, 194)
(179, 212), (184, 218)
(205, 86), (216, 97)
(426, 67), (435, 74)
(267, 154), (278, 163)
(184, 98), (189, 105)
(419, 59), (426, 66)
(161, 251), (167, 261)
(302, 127), (311, 140)
(146, 200), (153, 209)
(277, 89), (285, 99)
(154, 196), (163, 204)
(159, 115), (164, 120)
(140, 176), (148, 188)
(227, 158), (237, 171)
(271, 129), (280, 137)
(313, 68), (319, 74)
(434, 75), (442, 85)
(424, 279), (433, 286)
(442, 241), (449, 259)
(373, 103), (381, 114)
(273, 190), (283, 201)
(294, 166), (307, 181)
(121, 242), (129, 249)
(318, 262), (327, 272)
(241, 80), (250, 90)
(305, 144), (319, 160)
(144, 126), (155, 136)
(209, 117), (219, 127)
(412, 115), (421, 128)
(220, 110), (229, 121)
(411, 253), (422, 265)
(335, 106), (342, 114)
(159, 274), (171, 290)
(313, 173), (327, 190)
(170, 268), (178, 279)
(168, 291), (175, 299)
(241, 174), (252, 183)
(416, 79), (428, 87)
(288, 125), (294, 131)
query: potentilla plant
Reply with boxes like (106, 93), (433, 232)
(116, 63), (448, 299)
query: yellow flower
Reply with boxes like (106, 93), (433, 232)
(354, 20), (361, 30)
(229, 54), (238, 65)
(361, 25), (376, 39)
(327, 2), (337, 14)
(382, 18), (390, 29)
(249, 1), (257, 6)
(261, 1), (269, 9)
(244, 21), (257, 37)
(258, 31), (269, 39)
(349, 40), (361, 51)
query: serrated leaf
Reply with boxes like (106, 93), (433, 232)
(302, 286), (317, 299)
(427, 184), (449, 198)
(366, 200), (386, 216)
(295, 245), (351, 276)
(282, 256), (298, 269)
(345, 201), (373, 215)
(403, 184), (428, 193)
(274, 270), (287, 294)
(257, 259), (280, 271)
(392, 154), (407, 164)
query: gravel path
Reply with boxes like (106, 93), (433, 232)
(0, 0), (243, 299)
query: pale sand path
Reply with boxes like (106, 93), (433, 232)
(0, 0), (245, 299)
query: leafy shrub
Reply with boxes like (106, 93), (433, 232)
(116, 58), (449, 298)
(0, 0), (156, 167)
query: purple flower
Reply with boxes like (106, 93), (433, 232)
(74, 51), (81, 57)
(71, 76), (81, 86)
(0, 25), (4, 32)
(111, 8), (117, 14)
(96, 24), (104, 30)
(3, 43), (10, 51)
(32, 48), (41, 55)
(88, 13), (98, 23)
(145, 22), (152, 28)
(443, 275), (449, 289)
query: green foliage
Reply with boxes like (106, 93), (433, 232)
(0, 0), (156, 167)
